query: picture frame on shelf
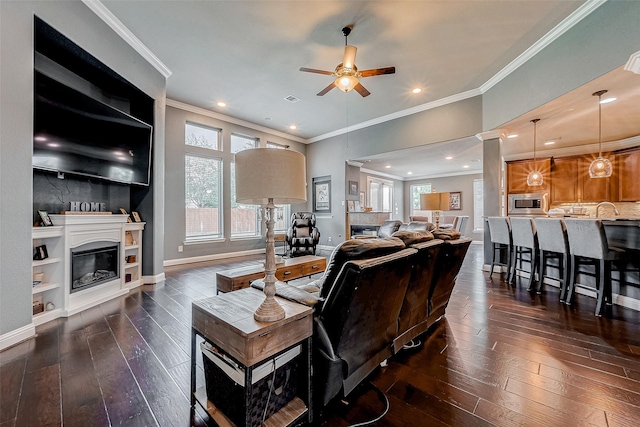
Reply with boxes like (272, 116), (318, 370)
(119, 208), (133, 223)
(449, 192), (462, 210)
(348, 180), (359, 196)
(33, 244), (48, 261)
(38, 210), (53, 226)
(313, 176), (331, 213)
(132, 211), (142, 222)
(347, 201), (355, 212)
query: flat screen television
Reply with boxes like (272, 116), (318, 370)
(33, 71), (153, 186)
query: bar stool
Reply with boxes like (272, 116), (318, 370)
(509, 217), (539, 291)
(487, 217), (512, 281)
(564, 219), (627, 316)
(534, 218), (571, 300)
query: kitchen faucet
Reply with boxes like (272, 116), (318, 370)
(595, 201), (620, 218)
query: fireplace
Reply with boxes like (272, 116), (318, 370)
(71, 242), (119, 293)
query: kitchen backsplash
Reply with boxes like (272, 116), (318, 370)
(552, 201), (640, 218)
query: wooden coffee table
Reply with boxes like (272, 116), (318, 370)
(215, 255), (326, 293)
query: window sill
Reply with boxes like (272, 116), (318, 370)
(184, 237), (226, 245)
(229, 235), (263, 242)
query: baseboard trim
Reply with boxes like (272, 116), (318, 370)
(143, 272), (166, 285)
(164, 248), (266, 267)
(0, 323), (36, 351)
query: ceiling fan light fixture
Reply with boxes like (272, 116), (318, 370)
(589, 90), (612, 179)
(336, 75), (358, 92)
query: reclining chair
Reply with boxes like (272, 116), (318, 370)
(286, 212), (320, 256)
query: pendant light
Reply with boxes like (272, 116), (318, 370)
(527, 118), (543, 186)
(589, 90), (613, 178)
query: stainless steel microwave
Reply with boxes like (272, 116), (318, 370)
(508, 193), (548, 216)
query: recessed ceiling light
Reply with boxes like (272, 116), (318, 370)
(544, 141), (556, 145)
(412, 88), (422, 94)
(463, 165), (470, 169)
(600, 97), (617, 104)
(216, 101), (226, 107)
(507, 134), (518, 139)
(385, 165), (391, 169)
(407, 171), (413, 175)
(445, 156), (453, 160)
(289, 125), (297, 130)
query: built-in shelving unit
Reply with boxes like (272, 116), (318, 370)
(32, 226), (63, 326)
(124, 222), (145, 289)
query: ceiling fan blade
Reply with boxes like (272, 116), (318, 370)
(317, 82), (336, 96)
(299, 67), (334, 75)
(343, 45), (357, 69)
(360, 67), (396, 77)
(354, 83), (371, 98)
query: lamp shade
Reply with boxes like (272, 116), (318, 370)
(235, 148), (307, 205)
(420, 192), (450, 211)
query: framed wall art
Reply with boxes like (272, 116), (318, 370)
(348, 180), (359, 196)
(449, 191), (462, 210)
(313, 176), (331, 213)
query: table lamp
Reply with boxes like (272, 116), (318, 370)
(420, 192), (450, 229)
(235, 148), (307, 322)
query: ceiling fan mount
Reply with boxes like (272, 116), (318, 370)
(299, 25), (395, 97)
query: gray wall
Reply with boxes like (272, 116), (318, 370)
(404, 174), (483, 241)
(307, 96), (484, 246)
(483, 0), (640, 131)
(0, 1), (165, 336)
(164, 106), (307, 262)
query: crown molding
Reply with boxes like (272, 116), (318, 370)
(82, 0), (172, 78)
(480, 0), (607, 93)
(346, 160), (364, 168)
(404, 168), (483, 182)
(476, 129), (506, 142)
(624, 50), (640, 74)
(360, 167), (405, 181)
(503, 134), (640, 161)
(308, 88), (481, 143)
(166, 99), (307, 144)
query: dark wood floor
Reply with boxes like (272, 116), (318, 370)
(3, 243), (640, 426)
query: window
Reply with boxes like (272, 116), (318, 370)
(185, 124), (222, 241)
(186, 122), (219, 150)
(185, 154), (222, 240)
(410, 184), (432, 216)
(266, 143), (290, 231)
(230, 134), (260, 238)
(473, 179), (484, 232)
(367, 177), (393, 212)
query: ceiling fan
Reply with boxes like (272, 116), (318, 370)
(300, 26), (396, 97)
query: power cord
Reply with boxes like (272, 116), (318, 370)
(346, 382), (390, 427)
(262, 359), (277, 424)
(402, 339), (422, 350)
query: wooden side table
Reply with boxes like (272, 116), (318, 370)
(191, 288), (313, 426)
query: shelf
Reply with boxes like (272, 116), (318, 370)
(125, 262), (140, 269)
(32, 226), (63, 239)
(32, 257), (61, 267)
(33, 308), (62, 326)
(193, 387), (307, 427)
(32, 282), (60, 294)
(124, 244), (140, 250)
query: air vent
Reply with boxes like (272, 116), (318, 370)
(284, 95), (300, 103)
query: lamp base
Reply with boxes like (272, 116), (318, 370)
(254, 294), (285, 322)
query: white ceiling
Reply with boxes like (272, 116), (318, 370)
(97, 0), (640, 179)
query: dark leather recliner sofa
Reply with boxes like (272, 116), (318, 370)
(252, 230), (472, 410)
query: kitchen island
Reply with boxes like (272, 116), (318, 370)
(603, 219), (640, 251)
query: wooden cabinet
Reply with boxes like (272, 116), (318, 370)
(617, 148), (640, 201)
(549, 155), (615, 204)
(550, 157), (578, 203)
(506, 158), (550, 194)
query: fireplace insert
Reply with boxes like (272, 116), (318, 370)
(71, 242), (119, 293)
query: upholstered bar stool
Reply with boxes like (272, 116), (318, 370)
(534, 218), (571, 300)
(564, 219), (626, 316)
(509, 217), (539, 291)
(487, 217), (513, 281)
